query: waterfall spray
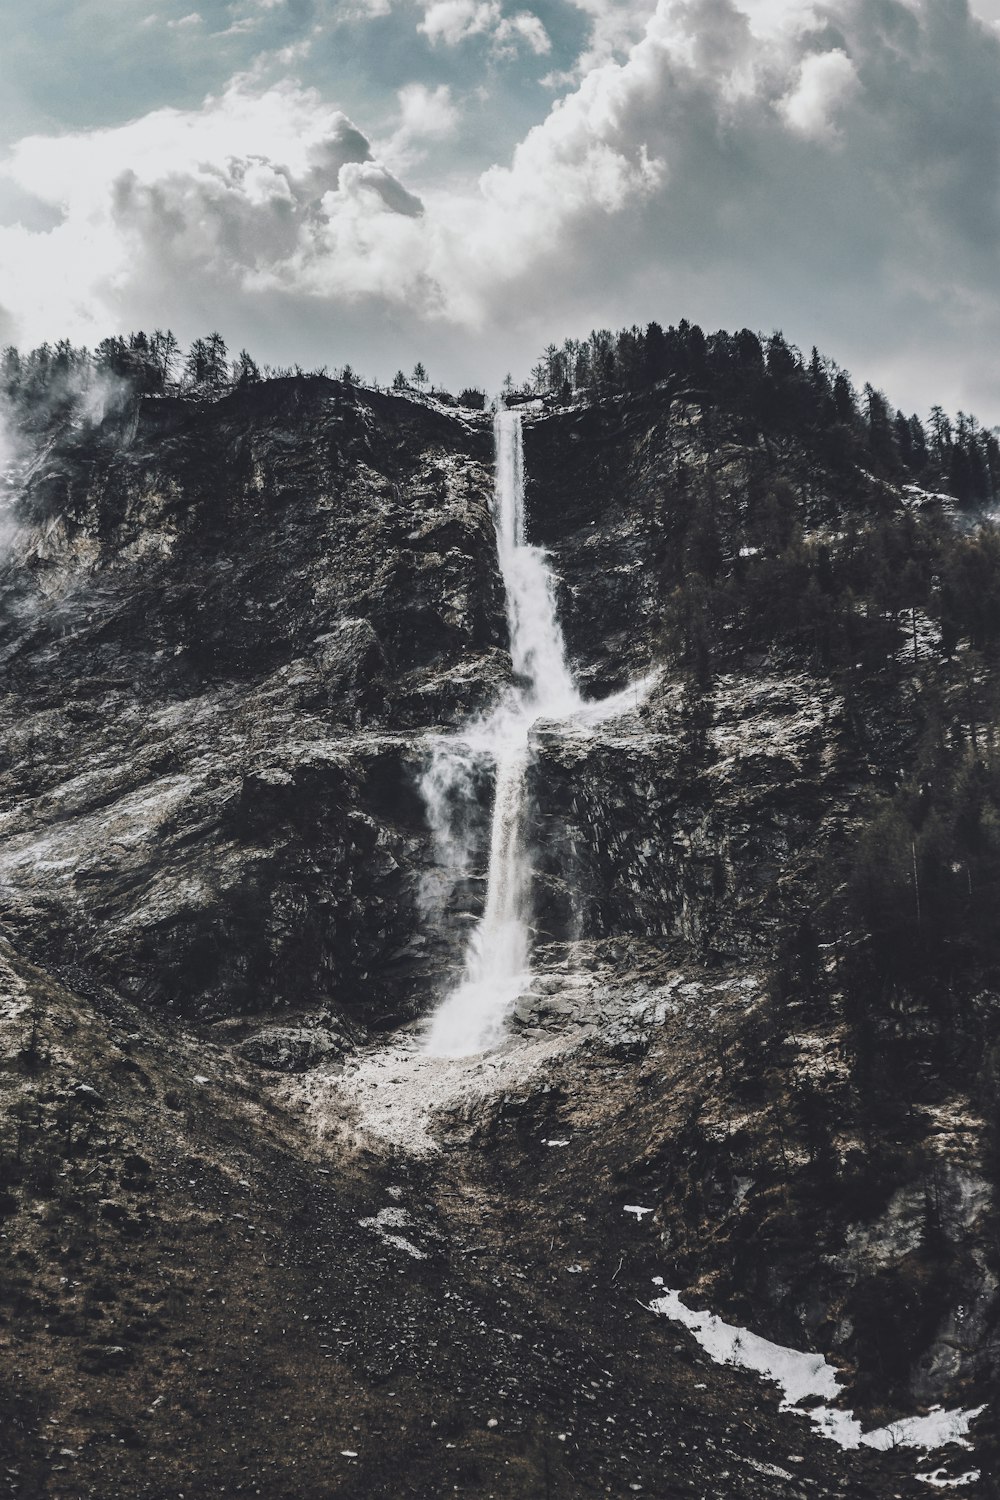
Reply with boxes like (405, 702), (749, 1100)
(422, 407), (653, 1057)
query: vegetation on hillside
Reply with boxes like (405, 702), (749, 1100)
(0, 332), (464, 431)
(529, 320), (1000, 504)
(4, 320), (998, 506)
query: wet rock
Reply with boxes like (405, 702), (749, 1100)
(529, 672), (844, 960)
(1, 374), (996, 1454)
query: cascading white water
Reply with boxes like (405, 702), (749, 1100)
(492, 407), (580, 721)
(422, 407), (654, 1058)
(422, 408), (581, 1057)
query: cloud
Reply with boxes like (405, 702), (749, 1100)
(0, 79), (430, 337)
(545, 0), (658, 83)
(468, 0), (1000, 412)
(1, 1), (1000, 419)
(780, 47), (859, 140)
(396, 82), (461, 142)
(419, 0), (551, 53)
(381, 83), (462, 169)
(494, 11), (551, 55)
(420, 0), (498, 44)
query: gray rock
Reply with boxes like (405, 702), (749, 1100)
(236, 1026), (349, 1072)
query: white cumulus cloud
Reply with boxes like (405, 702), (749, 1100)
(495, 11), (551, 55)
(1, 1), (999, 417)
(381, 83), (462, 172)
(397, 83), (461, 141)
(781, 48), (859, 141)
(419, 0), (550, 53)
(420, 0), (501, 45)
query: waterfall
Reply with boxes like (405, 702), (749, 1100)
(491, 407), (580, 720)
(421, 407), (651, 1058)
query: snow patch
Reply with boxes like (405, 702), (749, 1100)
(359, 1206), (427, 1260)
(649, 1284), (985, 1455)
(865, 1409), (986, 1452)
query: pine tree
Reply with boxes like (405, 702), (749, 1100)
(184, 333), (229, 394)
(766, 332), (798, 383)
(864, 384), (896, 467)
(644, 321), (669, 383)
(151, 329), (180, 383)
(95, 336), (130, 377)
(232, 349), (260, 387)
(833, 372), (857, 426)
(1, 346), (21, 400)
(205, 333), (228, 391)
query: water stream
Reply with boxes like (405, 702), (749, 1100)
(422, 406), (652, 1058)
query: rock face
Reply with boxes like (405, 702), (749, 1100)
(0, 378), (503, 1024)
(0, 379), (877, 1022)
(529, 670), (847, 958)
(0, 375), (997, 1491)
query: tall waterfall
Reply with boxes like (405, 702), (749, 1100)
(422, 407), (651, 1058)
(421, 409), (580, 1056)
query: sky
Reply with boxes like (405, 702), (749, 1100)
(1, 0), (1000, 419)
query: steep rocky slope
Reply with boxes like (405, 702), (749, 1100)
(0, 375), (996, 1496)
(521, 390), (998, 1462)
(0, 378), (503, 1027)
(1, 940), (951, 1500)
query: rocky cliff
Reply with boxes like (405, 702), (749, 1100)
(0, 374), (996, 1498)
(0, 378), (507, 1029)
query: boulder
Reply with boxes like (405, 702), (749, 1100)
(236, 1025), (350, 1072)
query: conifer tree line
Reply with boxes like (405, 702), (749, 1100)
(528, 321), (1000, 506)
(0, 330), (265, 407)
(3, 320), (998, 506)
(0, 332), (483, 422)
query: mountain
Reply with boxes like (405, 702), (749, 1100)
(0, 360), (996, 1497)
